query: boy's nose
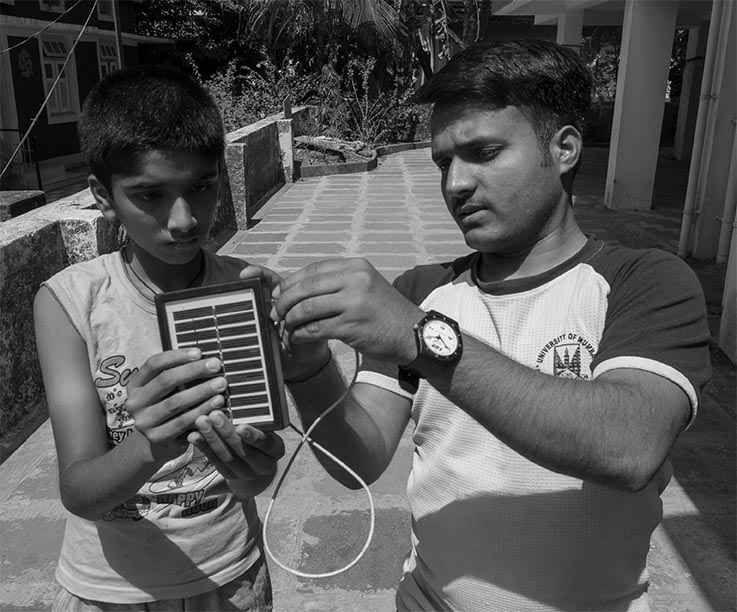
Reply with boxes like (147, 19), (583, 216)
(168, 197), (198, 233)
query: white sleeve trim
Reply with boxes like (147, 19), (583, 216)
(356, 370), (416, 400)
(592, 356), (699, 428)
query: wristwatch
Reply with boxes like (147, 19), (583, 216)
(398, 310), (463, 392)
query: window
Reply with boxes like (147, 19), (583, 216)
(97, 0), (114, 21)
(98, 43), (119, 78)
(40, 37), (79, 122)
(39, 0), (64, 12)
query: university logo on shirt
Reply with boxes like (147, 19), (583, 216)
(535, 333), (596, 379)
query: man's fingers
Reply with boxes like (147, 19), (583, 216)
(280, 294), (346, 336)
(275, 258), (383, 323)
(278, 259), (363, 293)
(239, 264), (282, 290)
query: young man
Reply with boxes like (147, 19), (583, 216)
(34, 66), (284, 611)
(244, 39), (712, 611)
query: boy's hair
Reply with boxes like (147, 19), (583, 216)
(417, 39), (593, 145)
(78, 65), (225, 189)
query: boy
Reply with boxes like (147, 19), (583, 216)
(34, 65), (283, 611)
(246, 39), (712, 611)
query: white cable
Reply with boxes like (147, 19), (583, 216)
(0, 0), (85, 55)
(0, 0), (98, 180)
(262, 348), (376, 578)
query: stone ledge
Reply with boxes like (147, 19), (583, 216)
(295, 150), (378, 178)
(0, 190), (47, 222)
(293, 142), (430, 179)
(375, 141), (431, 156)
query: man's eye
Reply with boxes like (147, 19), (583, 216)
(477, 148), (500, 161)
(191, 183), (214, 193)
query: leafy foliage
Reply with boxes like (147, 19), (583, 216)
(134, 0), (431, 145)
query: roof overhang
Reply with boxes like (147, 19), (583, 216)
(493, 0), (713, 27)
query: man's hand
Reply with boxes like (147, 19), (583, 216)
(274, 258), (424, 365)
(240, 264), (331, 381)
(124, 349), (226, 463)
(187, 411), (286, 498)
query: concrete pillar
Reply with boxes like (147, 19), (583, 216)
(688, 1), (736, 261)
(674, 22), (710, 160)
(556, 10), (584, 54)
(720, 225), (736, 364)
(605, 0), (678, 210)
(277, 119), (295, 183)
(718, 137), (736, 364)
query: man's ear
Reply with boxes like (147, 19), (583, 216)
(551, 126), (583, 176)
(88, 175), (116, 220)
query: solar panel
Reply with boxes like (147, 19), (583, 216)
(155, 279), (289, 431)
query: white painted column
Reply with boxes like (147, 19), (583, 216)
(556, 10), (584, 54)
(687, 0), (736, 261)
(674, 22), (710, 160)
(604, 0), (678, 210)
(276, 119), (295, 183)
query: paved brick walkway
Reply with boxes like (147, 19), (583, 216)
(221, 147), (468, 282)
(1, 147), (734, 612)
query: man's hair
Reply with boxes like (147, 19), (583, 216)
(78, 65), (225, 189)
(417, 39), (593, 144)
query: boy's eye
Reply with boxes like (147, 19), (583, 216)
(191, 182), (215, 194)
(137, 191), (161, 201)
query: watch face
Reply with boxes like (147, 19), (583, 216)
(422, 319), (460, 357)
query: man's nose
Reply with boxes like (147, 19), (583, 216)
(444, 159), (475, 198)
(168, 197), (198, 232)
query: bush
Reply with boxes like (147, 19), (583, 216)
(198, 53), (429, 146)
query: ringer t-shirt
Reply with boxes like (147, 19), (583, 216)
(43, 250), (263, 603)
(357, 237), (711, 612)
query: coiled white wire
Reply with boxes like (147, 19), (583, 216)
(262, 348), (375, 578)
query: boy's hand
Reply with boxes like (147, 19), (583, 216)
(240, 264), (331, 381)
(124, 349), (225, 463)
(187, 411), (285, 498)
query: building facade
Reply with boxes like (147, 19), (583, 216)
(0, 0), (168, 189)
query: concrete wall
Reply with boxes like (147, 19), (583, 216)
(0, 192), (118, 459)
(0, 190), (46, 221)
(0, 106), (312, 460)
(224, 106), (311, 229)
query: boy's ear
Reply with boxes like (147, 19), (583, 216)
(88, 175), (116, 220)
(551, 126), (583, 176)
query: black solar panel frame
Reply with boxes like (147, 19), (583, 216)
(155, 278), (289, 431)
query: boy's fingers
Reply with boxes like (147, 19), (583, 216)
(130, 348), (204, 387)
(234, 425), (286, 459)
(199, 414), (284, 477)
(187, 431), (238, 479)
(191, 415), (235, 461)
(136, 358), (224, 407)
(150, 393), (221, 440)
